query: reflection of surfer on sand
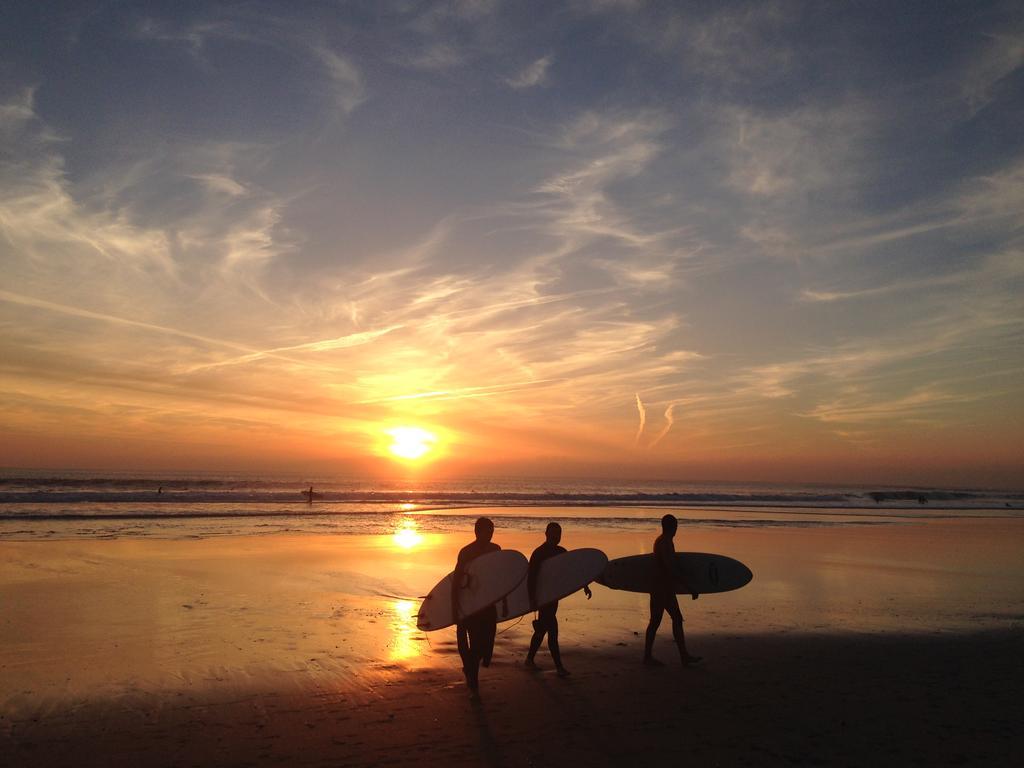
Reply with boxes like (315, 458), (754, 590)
(525, 522), (591, 677)
(452, 517), (500, 697)
(644, 514), (702, 667)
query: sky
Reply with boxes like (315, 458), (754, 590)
(1, 0), (1022, 486)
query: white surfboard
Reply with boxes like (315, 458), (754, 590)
(496, 548), (608, 622)
(417, 550), (528, 632)
(597, 552), (753, 595)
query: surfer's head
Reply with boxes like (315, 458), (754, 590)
(545, 522), (562, 546)
(661, 514), (678, 536)
(474, 516), (495, 543)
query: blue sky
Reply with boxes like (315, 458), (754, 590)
(1, 1), (1022, 484)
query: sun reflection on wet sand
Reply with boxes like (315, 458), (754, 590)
(388, 599), (424, 662)
(392, 517), (423, 550)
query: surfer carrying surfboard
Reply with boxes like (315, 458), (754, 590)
(452, 517), (501, 695)
(644, 514), (702, 667)
(524, 522), (592, 677)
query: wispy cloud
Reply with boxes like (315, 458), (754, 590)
(720, 100), (875, 201)
(801, 386), (991, 426)
(506, 55), (553, 89)
(401, 43), (465, 71)
(633, 393), (646, 446)
(184, 326), (405, 373)
(684, 1), (795, 83)
(649, 403), (676, 448)
(311, 45), (365, 113)
(961, 28), (1024, 115)
(799, 271), (969, 303)
(0, 290), (254, 353)
(357, 378), (562, 405)
(133, 10), (365, 115)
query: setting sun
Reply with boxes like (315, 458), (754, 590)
(386, 427), (437, 461)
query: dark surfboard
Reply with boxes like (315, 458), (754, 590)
(597, 552), (752, 594)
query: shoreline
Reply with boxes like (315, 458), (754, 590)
(2, 499), (1021, 512)
(3, 505), (1022, 547)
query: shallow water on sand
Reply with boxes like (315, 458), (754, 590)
(1, 514), (1022, 717)
(2, 501), (1022, 541)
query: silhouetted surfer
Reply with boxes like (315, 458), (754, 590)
(452, 517), (500, 696)
(644, 514), (701, 667)
(525, 522), (591, 677)
(304, 485), (314, 504)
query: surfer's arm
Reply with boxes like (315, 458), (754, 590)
(675, 562), (699, 600)
(451, 556), (466, 622)
(584, 583), (592, 599)
(679, 568), (699, 601)
(661, 544), (698, 599)
(526, 553), (540, 607)
(450, 574), (460, 621)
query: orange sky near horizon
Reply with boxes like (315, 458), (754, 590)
(1, 331), (1019, 488)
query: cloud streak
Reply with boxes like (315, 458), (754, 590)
(633, 393), (646, 446)
(649, 403), (677, 448)
(506, 55), (552, 89)
(0, 289), (255, 355)
(183, 326), (405, 373)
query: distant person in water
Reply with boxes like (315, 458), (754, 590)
(305, 485), (314, 504)
(644, 513), (701, 667)
(525, 522), (591, 677)
(452, 517), (500, 696)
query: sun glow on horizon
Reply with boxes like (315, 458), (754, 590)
(386, 426), (438, 461)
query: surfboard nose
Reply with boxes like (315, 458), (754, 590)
(739, 563), (754, 586)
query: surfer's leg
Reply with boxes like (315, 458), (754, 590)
(643, 593), (664, 665)
(666, 595), (685, 650)
(480, 618), (497, 667)
(526, 616), (546, 667)
(457, 621), (470, 664)
(666, 596), (701, 665)
(544, 607), (565, 673)
(457, 621), (479, 689)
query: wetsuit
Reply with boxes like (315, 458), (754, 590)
(526, 541), (567, 667)
(454, 539), (500, 689)
(644, 527), (699, 665)
(650, 533), (684, 623)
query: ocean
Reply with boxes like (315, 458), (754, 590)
(2, 469), (1020, 541)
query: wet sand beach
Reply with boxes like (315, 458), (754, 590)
(2, 515), (1022, 766)
(4, 631), (1019, 767)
